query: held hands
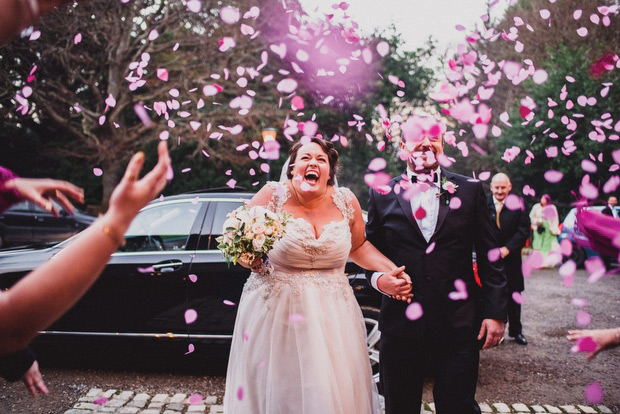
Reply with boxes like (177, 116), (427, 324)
(238, 256), (264, 273)
(478, 319), (505, 350)
(22, 360), (48, 396)
(567, 328), (620, 361)
(6, 177), (84, 217)
(377, 266), (413, 303)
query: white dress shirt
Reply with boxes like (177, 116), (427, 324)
(371, 168), (441, 295)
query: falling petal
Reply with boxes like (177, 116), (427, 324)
(368, 157), (387, 171)
(93, 168), (103, 177)
(449, 197), (462, 209)
(189, 274), (198, 283)
(512, 291), (524, 304)
(237, 386), (244, 401)
(539, 9), (550, 19)
(187, 0), (201, 12)
(426, 242), (436, 254)
(448, 279), (468, 300)
(544, 170), (563, 183)
(291, 96), (305, 110)
(185, 343), (195, 355)
(405, 302), (423, 320)
(184, 309), (198, 324)
(221, 6), (240, 24)
(157, 68), (169, 81)
(376, 41), (390, 57)
(576, 310), (591, 326)
(577, 27), (588, 37)
(585, 382), (603, 404)
(226, 179), (237, 189)
(487, 248), (501, 262)
(74, 33), (82, 44)
(277, 78), (298, 93)
(223, 300), (236, 306)
(94, 397), (108, 405)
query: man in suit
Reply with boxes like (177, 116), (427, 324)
(487, 173), (530, 345)
(366, 115), (507, 414)
(601, 195), (618, 219)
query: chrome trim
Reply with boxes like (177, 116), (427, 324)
(111, 250), (224, 257)
(39, 330), (233, 340)
(142, 197), (249, 210)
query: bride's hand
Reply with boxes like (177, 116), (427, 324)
(238, 257), (264, 272)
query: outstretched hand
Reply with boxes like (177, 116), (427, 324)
(377, 266), (413, 303)
(22, 360), (48, 396)
(6, 177), (84, 217)
(567, 328), (620, 361)
(106, 141), (171, 227)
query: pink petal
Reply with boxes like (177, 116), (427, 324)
(74, 33), (82, 44)
(186, 0), (201, 12)
(376, 41), (390, 57)
(189, 274), (198, 283)
(573, 337), (597, 353)
(277, 78), (298, 93)
(220, 6), (240, 24)
(223, 300), (235, 306)
(539, 9), (550, 19)
(189, 394), (203, 405)
(184, 309), (198, 324)
(157, 68), (169, 81)
(487, 248), (501, 262)
(237, 386), (244, 401)
(291, 96), (305, 110)
(512, 291), (524, 304)
(93, 168), (103, 176)
(449, 196), (462, 209)
(226, 179), (237, 189)
(577, 27), (588, 37)
(532, 69), (548, 84)
(368, 157), (387, 171)
(585, 382), (604, 404)
(544, 170), (563, 183)
(576, 310), (591, 326)
(560, 239), (573, 256)
(425, 242), (436, 254)
(405, 302), (423, 320)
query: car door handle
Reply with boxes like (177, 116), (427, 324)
(152, 261), (184, 272)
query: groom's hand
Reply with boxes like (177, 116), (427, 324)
(478, 319), (505, 350)
(377, 266), (413, 303)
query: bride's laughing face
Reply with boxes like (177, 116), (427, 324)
(291, 142), (331, 193)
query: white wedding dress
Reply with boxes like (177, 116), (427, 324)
(224, 182), (381, 414)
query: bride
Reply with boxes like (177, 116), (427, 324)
(223, 137), (412, 413)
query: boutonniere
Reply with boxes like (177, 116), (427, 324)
(437, 177), (458, 205)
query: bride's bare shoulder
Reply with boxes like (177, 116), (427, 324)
(248, 181), (285, 207)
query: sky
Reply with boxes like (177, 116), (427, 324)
(298, 0), (513, 52)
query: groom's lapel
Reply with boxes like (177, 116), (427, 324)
(432, 168), (452, 237)
(393, 175), (425, 240)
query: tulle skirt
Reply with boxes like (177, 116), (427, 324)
(224, 269), (381, 414)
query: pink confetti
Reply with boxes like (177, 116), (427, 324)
(572, 337), (597, 353)
(572, 298), (588, 307)
(487, 248), (501, 262)
(577, 27), (588, 37)
(223, 300), (236, 306)
(189, 394), (203, 405)
(522, 250), (543, 277)
(405, 302), (423, 320)
(220, 6), (240, 24)
(291, 96), (305, 110)
(448, 279), (468, 300)
(93, 168), (103, 176)
(560, 239), (573, 257)
(544, 170), (563, 183)
(585, 382), (604, 404)
(368, 157), (387, 171)
(288, 313), (305, 323)
(157, 68), (168, 81)
(576, 310), (591, 326)
(277, 78), (298, 93)
(449, 196), (462, 209)
(94, 397), (108, 405)
(133, 103), (152, 127)
(186, 0), (201, 12)
(414, 207), (426, 220)
(539, 9), (550, 19)
(237, 386), (244, 401)
(478, 171), (491, 181)
(29, 31), (41, 41)
(74, 33), (82, 44)
(585, 257), (606, 283)
(425, 242), (436, 254)
(376, 41), (390, 57)
(189, 274), (197, 283)
(512, 291), (524, 304)
(532, 69), (548, 84)
(184, 309), (198, 324)
(137, 266), (155, 273)
(226, 179), (237, 189)
(185, 344), (195, 355)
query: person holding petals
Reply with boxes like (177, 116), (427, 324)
(224, 137), (411, 414)
(366, 114), (507, 414)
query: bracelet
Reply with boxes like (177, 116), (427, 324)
(615, 329), (620, 344)
(103, 225), (126, 247)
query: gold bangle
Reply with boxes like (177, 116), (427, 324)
(615, 329), (620, 344)
(103, 225), (126, 247)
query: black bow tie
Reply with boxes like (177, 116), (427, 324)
(411, 172), (439, 185)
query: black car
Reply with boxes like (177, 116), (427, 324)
(0, 200), (95, 248)
(0, 190), (382, 381)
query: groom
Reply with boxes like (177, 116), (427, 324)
(366, 115), (508, 414)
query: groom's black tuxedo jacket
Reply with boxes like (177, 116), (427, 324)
(366, 169), (508, 343)
(487, 195), (530, 292)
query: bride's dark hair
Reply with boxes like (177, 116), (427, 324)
(287, 137), (339, 186)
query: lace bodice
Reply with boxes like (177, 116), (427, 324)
(266, 181), (354, 271)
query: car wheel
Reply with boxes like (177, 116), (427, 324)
(570, 243), (586, 268)
(361, 306), (382, 394)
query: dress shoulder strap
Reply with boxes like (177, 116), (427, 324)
(332, 186), (355, 222)
(266, 181), (290, 213)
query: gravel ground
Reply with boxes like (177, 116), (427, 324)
(1, 268), (619, 413)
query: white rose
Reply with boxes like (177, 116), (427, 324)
(252, 234), (266, 250)
(223, 217), (239, 231)
(252, 222), (267, 235)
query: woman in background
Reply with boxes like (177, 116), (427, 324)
(529, 194), (560, 268)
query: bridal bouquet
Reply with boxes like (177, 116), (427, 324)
(216, 204), (292, 269)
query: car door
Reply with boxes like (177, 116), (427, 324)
(185, 197), (252, 340)
(49, 199), (205, 337)
(29, 200), (76, 243)
(0, 201), (35, 245)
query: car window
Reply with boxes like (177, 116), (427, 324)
(210, 201), (244, 249)
(30, 200), (65, 214)
(121, 202), (200, 252)
(6, 201), (31, 212)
